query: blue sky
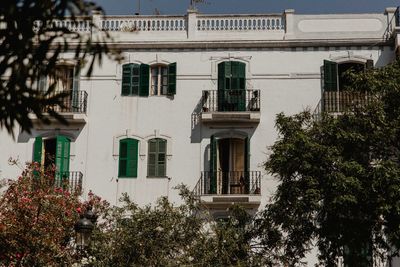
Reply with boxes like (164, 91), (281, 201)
(93, 0), (399, 15)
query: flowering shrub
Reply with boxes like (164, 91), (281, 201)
(0, 164), (84, 266)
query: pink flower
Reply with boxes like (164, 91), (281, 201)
(76, 207), (82, 213)
(21, 197), (30, 203)
(55, 187), (63, 193)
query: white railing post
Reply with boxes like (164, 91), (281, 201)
(284, 9), (295, 39)
(385, 7), (397, 34)
(187, 8), (198, 39)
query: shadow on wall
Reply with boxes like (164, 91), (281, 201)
(203, 143), (210, 173)
(190, 96), (203, 144)
(17, 127), (84, 143)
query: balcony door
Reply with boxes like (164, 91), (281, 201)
(323, 60), (368, 92)
(33, 135), (70, 181)
(39, 64), (80, 112)
(210, 136), (249, 194)
(217, 61), (246, 112)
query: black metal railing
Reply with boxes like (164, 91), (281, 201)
(201, 90), (260, 112)
(55, 171), (83, 194)
(44, 90), (88, 114)
(194, 171), (261, 196)
(321, 91), (375, 113)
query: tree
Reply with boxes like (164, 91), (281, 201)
(0, 164), (84, 266)
(260, 60), (400, 266)
(88, 185), (264, 266)
(0, 0), (120, 136)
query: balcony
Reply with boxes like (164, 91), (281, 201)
(200, 90), (261, 125)
(30, 90), (88, 125)
(55, 171), (83, 194)
(35, 171), (83, 194)
(314, 91), (375, 118)
(193, 171), (261, 210)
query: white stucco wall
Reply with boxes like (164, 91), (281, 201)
(0, 46), (395, 206)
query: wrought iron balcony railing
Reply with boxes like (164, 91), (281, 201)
(43, 90), (88, 114)
(201, 90), (260, 112)
(194, 171), (261, 196)
(55, 171), (83, 194)
(313, 91), (376, 118)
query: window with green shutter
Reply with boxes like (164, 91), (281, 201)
(147, 138), (167, 177)
(217, 61), (246, 111)
(167, 63), (176, 96)
(323, 60), (372, 92)
(55, 135), (70, 174)
(323, 60), (338, 92)
(139, 64), (150, 96)
(119, 138), (139, 178)
(122, 62), (177, 97)
(149, 63), (177, 96)
(33, 136), (43, 164)
(122, 63), (141, 96)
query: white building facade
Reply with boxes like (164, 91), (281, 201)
(1, 7), (400, 222)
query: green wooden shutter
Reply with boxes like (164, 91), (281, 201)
(122, 64), (133, 96)
(209, 135), (217, 194)
(131, 64), (140, 95)
(119, 139), (138, 178)
(323, 60), (338, 92)
(231, 61), (239, 89)
(139, 64), (150, 97)
(238, 62), (246, 90)
(218, 62), (231, 111)
(231, 61), (246, 111)
(119, 139), (128, 177)
(55, 136), (70, 174)
(217, 62), (226, 91)
(127, 139), (139, 177)
(366, 59), (374, 70)
(33, 137), (43, 164)
(167, 63), (177, 95)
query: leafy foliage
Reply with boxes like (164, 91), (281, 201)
(263, 60), (400, 266)
(0, 0), (120, 135)
(88, 185), (265, 267)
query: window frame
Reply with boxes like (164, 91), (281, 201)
(38, 63), (77, 93)
(118, 138), (139, 178)
(150, 65), (169, 96)
(147, 138), (167, 178)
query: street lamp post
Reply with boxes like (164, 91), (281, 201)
(75, 206), (97, 254)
